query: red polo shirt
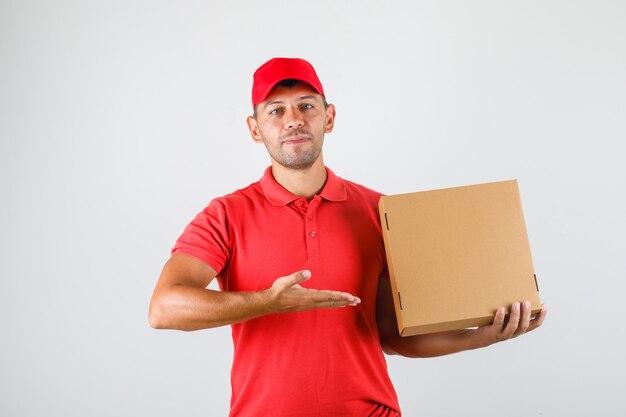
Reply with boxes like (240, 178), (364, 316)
(172, 167), (400, 417)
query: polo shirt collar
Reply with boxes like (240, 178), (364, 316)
(319, 167), (347, 202)
(259, 166), (347, 206)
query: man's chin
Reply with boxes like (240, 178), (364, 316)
(279, 160), (316, 170)
(273, 154), (321, 171)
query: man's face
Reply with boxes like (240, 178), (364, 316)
(247, 82), (335, 170)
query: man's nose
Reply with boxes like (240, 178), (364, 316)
(284, 107), (304, 129)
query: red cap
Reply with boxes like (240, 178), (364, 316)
(251, 57), (325, 108)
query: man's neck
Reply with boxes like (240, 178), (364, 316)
(271, 157), (327, 201)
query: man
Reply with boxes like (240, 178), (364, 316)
(149, 57), (547, 417)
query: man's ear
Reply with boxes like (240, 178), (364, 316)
(246, 115), (263, 143)
(324, 104), (336, 134)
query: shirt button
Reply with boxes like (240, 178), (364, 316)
(298, 201), (305, 206)
(307, 215), (313, 220)
(310, 231), (317, 238)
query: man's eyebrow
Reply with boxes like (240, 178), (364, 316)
(263, 100), (284, 110)
(263, 95), (319, 110)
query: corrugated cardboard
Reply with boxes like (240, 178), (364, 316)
(379, 180), (541, 337)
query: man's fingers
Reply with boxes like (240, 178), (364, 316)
(268, 271), (361, 312)
(287, 288), (360, 310)
(274, 270), (311, 290)
(303, 289), (359, 307)
(492, 307), (506, 328)
(486, 302), (547, 344)
(527, 304), (548, 332)
(502, 302), (521, 338)
(275, 271), (358, 304)
(515, 300), (532, 336)
(478, 301), (548, 346)
(320, 290), (361, 307)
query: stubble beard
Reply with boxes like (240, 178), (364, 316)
(263, 129), (324, 170)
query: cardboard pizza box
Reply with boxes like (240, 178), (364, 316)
(379, 180), (541, 336)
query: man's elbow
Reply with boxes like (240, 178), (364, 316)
(380, 335), (424, 358)
(148, 300), (169, 329)
(381, 343), (399, 356)
(379, 336), (401, 356)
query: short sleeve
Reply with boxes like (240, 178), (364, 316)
(171, 199), (230, 274)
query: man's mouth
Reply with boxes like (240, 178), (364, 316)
(282, 135), (310, 145)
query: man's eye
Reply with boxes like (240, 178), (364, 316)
(300, 103), (313, 110)
(269, 108), (284, 115)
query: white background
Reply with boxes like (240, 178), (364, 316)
(1, 1), (625, 416)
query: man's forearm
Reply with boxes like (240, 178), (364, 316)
(149, 285), (270, 331)
(149, 266), (360, 331)
(381, 302), (547, 358)
(384, 328), (491, 358)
